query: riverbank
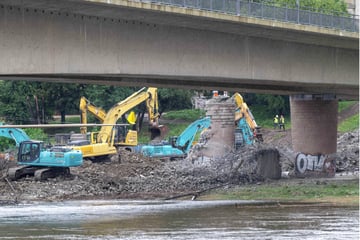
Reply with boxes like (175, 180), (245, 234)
(197, 175), (359, 207)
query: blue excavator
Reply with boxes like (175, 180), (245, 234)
(140, 117), (211, 159)
(0, 126), (83, 180)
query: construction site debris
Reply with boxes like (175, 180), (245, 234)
(0, 96), (358, 202)
(0, 128), (357, 202)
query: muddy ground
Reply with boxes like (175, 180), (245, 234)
(0, 126), (358, 203)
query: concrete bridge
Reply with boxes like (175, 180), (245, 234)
(0, 0), (358, 176)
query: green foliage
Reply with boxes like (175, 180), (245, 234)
(158, 88), (194, 112)
(264, 0), (348, 14)
(239, 93), (290, 117)
(23, 128), (48, 141)
(0, 81), (34, 124)
(0, 137), (16, 151)
(338, 114), (359, 133)
(0, 80), (85, 124)
(162, 109), (205, 121)
(82, 85), (138, 110)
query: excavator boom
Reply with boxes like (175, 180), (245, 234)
(79, 96), (107, 134)
(97, 87), (160, 144)
(0, 127), (30, 146)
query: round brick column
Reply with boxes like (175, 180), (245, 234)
(290, 95), (337, 177)
(202, 98), (235, 158)
(290, 95), (338, 154)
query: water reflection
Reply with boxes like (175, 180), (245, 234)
(0, 200), (358, 239)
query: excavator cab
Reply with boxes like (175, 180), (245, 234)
(114, 125), (138, 146)
(18, 141), (42, 163)
(169, 136), (178, 148)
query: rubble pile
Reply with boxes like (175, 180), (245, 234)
(0, 143), (280, 202)
(336, 129), (359, 172)
(0, 129), (358, 203)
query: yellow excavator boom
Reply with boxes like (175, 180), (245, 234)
(97, 87), (160, 144)
(233, 93), (258, 130)
(79, 96), (107, 134)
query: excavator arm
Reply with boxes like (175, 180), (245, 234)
(175, 117), (211, 153)
(79, 96), (107, 134)
(233, 93), (258, 130)
(96, 87), (160, 144)
(0, 127), (30, 146)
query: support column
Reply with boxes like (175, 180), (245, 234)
(290, 94), (338, 177)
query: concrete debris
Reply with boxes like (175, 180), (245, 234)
(336, 129), (359, 172)
(0, 128), (358, 202)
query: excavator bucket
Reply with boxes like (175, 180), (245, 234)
(150, 124), (168, 141)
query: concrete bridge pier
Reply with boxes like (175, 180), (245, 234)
(290, 94), (338, 177)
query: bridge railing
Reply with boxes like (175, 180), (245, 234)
(135, 0), (359, 32)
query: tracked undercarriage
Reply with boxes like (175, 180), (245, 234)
(8, 166), (71, 181)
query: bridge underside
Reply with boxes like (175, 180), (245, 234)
(0, 74), (357, 99)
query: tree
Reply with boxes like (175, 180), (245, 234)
(262, 0), (348, 14)
(46, 83), (86, 123)
(0, 81), (37, 124)
(82, 85), (137, 110)
(0, 80), (86, 124)
(158, 88), (194, 113)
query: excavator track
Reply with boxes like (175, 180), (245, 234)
(34, 167), (70, 181)
(8, 166), (38, 181)
(8, 166), (70, 181)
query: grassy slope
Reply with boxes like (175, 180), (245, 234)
(199, 179), (359, 206)
(337, 101), (359, 132)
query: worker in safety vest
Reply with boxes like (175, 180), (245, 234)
(279, 115), (285, 131)
(273, 115), (279, 129)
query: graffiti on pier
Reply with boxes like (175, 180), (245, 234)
(295, 153), (336, 177)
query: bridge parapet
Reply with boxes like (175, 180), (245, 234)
(134, 0), (359, 32)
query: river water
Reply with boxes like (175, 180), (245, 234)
(0, 200), (358, 240)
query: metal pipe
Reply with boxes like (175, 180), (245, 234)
(0, 123), (129, 128)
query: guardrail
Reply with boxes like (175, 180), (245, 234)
(134, 0), (359, 32)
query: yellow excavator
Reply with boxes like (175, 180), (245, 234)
(71, 87), (162, 160)
(233, 93), (263, 148)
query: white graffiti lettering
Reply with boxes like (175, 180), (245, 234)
(295, 153), (326, 174)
